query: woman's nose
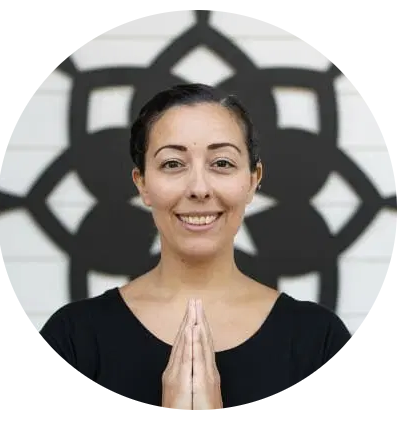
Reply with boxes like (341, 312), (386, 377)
(189, 190), (211, 200)
(187, 169), (211, 200)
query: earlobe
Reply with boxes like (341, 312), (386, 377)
(254, 162), (263, 193)
(256, 161), (263, 185)
(132, 168), (141, 184)
(247, 162), (263, 203)
(132, 168), (151, 207)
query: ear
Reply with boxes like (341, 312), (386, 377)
(132, 168), (151, 207)
(246, 161), (263, 204)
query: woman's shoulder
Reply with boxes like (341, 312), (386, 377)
(39, 288), (121, 377)
(245, 280), (335, 321)
(277, 291), (346, 329)
(276, 292), (351, 357)
(41, 287), (120, 330)
(245, 277), (350, 333)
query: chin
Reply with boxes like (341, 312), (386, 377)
(176, 240), (228, 261)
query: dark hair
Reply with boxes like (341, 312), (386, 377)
(129, 83), (260, 174)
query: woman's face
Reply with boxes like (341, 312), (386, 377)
(133, 102), (262, 259)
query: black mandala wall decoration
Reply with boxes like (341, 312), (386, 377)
(0, 11), (396, 313)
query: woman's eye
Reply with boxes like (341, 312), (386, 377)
(161, 160), (183, 169)
(213, 159), (235, 168)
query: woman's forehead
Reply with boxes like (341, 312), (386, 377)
(149, 103), (245, 145)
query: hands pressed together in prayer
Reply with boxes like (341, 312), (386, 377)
(161, 299), (223, 410)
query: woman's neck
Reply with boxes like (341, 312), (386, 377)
(148, 244), (245, 303)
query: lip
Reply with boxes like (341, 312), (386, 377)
(176, 212), (223, 232)
(176, 211), (223, 217)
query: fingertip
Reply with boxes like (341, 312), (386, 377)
(187, 301), (195, 325)
(195, 299), (202, 314)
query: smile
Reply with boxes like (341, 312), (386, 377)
(176, 212), (223, 229)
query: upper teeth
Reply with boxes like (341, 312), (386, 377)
(179, 214), (219, 225)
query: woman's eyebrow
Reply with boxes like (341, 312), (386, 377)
(154, 144), (186, 157)
(153, 142), (242, 157)
(208, 142), (242, 154)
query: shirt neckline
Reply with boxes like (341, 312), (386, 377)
(109, 287), (289, 356)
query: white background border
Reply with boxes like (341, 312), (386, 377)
(1, 1), (397, 431)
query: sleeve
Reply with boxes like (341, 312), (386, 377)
(291, 300), (352, 378)
(321, 310), (352, 364)
(40, 303), (99, 379)
(40, 305), (78, 368)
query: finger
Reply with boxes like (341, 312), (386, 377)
(169, 299), (195, 369)
(167, 299), (191, 370)
(192, 324), (205, 382)
(187, 297), (197, 327)
(170, 299), (192, 354)
(196, 300), (217, 370)
(180, 325), (193, 378)
(196, 299), (215, 351)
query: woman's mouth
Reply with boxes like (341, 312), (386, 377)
(175, 212), (223, 231)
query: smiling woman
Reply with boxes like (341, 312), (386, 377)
(132, 94), (261, 261)
(40, 83), (351, 409)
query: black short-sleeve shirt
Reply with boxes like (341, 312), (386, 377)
(40, 288), (351, 407)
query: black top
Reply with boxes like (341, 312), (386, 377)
(40, 288), (351, 407)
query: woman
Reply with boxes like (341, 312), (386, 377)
(40, 83), (351, 409)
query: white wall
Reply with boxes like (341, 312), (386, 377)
(0, 11), (395, 335)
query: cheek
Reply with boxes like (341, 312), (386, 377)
(145, 178), (184, 210)
(217, 180), (250, 209)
